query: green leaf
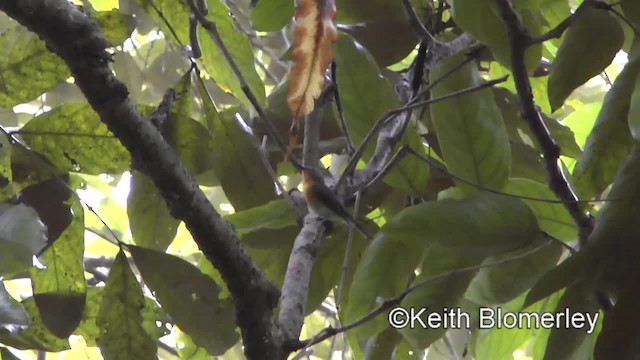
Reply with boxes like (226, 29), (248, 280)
(0, 347), (21, 360)
(337, 21), (419, 68)
(18, 103), (130, 175)
(333, 33), (429, 195)
(543, 282), (600, 360)
(0, 22), (69, 107)
(196, 74), (276, 210)
(429, 44), (510, 195)
(344, 234), (424, 338)
(76, 287), (169, 346)
(547, 6), (624, 111)
(135, 0), (266, 107)
(129, 245), (239, 356)
(494, 87), (581, 159)
(97, 251), (157, 360)
(465, 237), (562, 305)
(127, 170), (180, 251)
(92, 10), (136, 46)
(383, 193), (540, 257)
(308, 228), (368, 314)
(399, 247), (483, 349)
(574, 56), (640, 200)
(0, 282), (28, 328)
(223, 199), (297, 236)
(450, 0), (542, 71)
(0, 296), (69, 352)
(522, 250), (586, 309)
(0, 203), (47, 276)
(31, 199), (85, 339)
(503, 178), (577, 241)
(250, 0), (293, 32)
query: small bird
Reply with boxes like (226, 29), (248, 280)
(301, 169), (371, 240)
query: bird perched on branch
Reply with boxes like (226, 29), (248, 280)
(301, 169), (371, 240)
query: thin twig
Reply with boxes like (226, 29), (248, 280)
(401, 0), (437, 43)
(258, 135), (305, 217)
(334, 45), (484, 191)
(290, 240), (553, 350)
(335, 190), (362, 309)
(185, 0), (294, 162)
(331, 61), (355, 154)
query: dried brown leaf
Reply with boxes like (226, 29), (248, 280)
(286, 0), (338, 119)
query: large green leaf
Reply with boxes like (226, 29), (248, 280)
(547, 6), (624, 111)
(503, 178), (577, 241)
(383, 193), (539, 257)
(31, 199), (85, 339)
(399, 247), (483, 349)
(465, 236), (562, 305)
(127, 170), (180, 251)
(343, 233), (424, 338)
(494, 88), (581, 159)
(574, 56), (640, 200)
(450, 0), (542, 71)
(196, 74), (275, 210)
(97, 251), (157, 360)
(135, 0), (265, 107)
(429, 44), (510, 195)
(92, 10), (136, 46)
(333, 33), (429, 195)
(250, 0), (292, 32)
(18, 104), (130, 175)
(0, 22), (68, 107)
(76, 287), (169, 346)
(223, 199), (297, 236)
(129, 245), (239, 356)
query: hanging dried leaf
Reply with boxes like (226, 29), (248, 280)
(286, 0), (338, 119)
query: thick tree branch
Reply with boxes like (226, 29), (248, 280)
(494, 0), (593, 245)
(0, 1), (283, 358)
(278, 108), (326, 341)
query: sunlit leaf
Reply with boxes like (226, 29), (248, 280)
(547, 6), (624, 111)
(31, 200), (85, 338)
(97, 251), (157, 360)
(129, 245), (239, 356)
(18, 104), (130, 175)
(574, 56), (640, 200)
(127, 170), (180, 251)
(251, 0), (293, 32)
(0, 22), (68, 107)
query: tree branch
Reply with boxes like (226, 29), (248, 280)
(494, 0), (593, 245)
(0, 1), (283, 358)
(278, 108), (327, 340)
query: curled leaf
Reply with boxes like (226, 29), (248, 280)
(287, 0), (338, 118)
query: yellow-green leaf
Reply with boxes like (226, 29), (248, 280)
(429, 46), (510, 195)
(548, 7), (624, 111)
